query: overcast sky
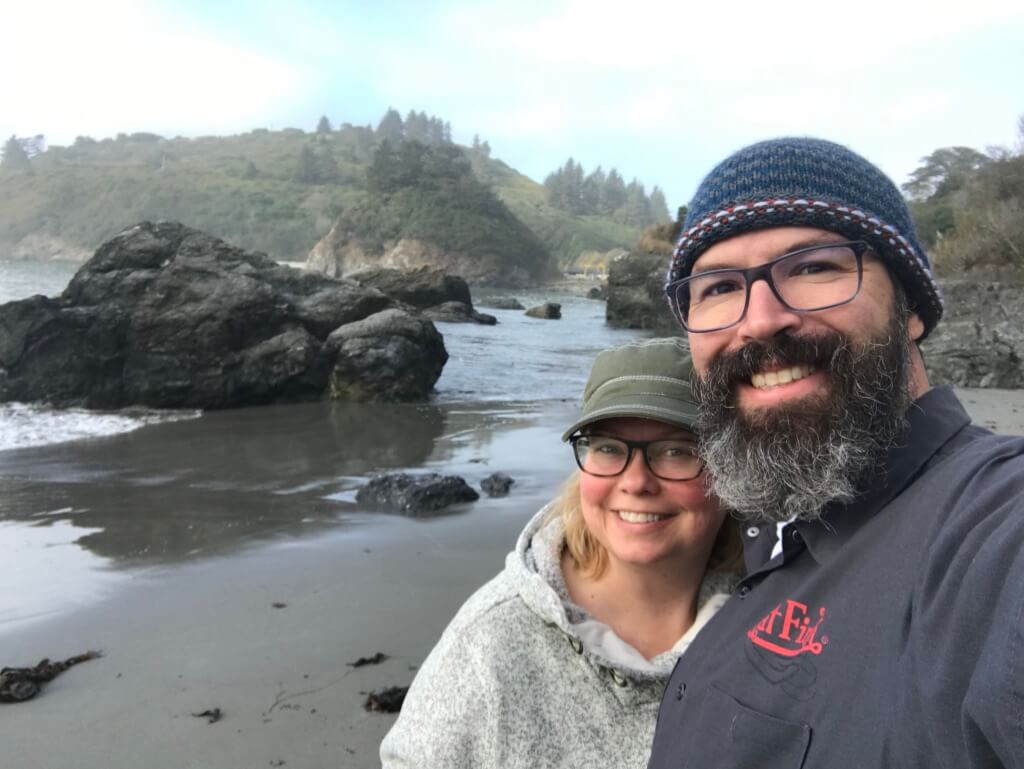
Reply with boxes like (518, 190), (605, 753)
(3, 0), (1022, 209)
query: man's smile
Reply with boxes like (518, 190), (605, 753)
(750, 364), (816, 389)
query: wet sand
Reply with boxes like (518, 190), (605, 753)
(1, 387), (1023, 769)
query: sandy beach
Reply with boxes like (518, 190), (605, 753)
(2, 387), (1023, 769)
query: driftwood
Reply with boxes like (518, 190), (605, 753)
(0, 650), (102, 703)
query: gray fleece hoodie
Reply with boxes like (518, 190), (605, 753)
(380, 506), (736, 769)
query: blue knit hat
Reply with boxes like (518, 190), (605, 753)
(667, 137), (943, 336)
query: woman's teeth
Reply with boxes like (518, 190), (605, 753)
(751, 364), (815, 389)
(618, 511), (668, 523)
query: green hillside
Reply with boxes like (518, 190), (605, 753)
(0, 124), (640, 268)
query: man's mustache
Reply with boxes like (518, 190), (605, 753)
(698, 333), (849, 392)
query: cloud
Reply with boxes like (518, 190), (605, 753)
(1, 0), (314, 143)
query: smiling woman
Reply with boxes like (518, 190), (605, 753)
(380, 338), (742, 769)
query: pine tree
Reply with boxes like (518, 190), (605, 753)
(649, 186), (672, 224)
(377, 108), (404, 143)
(602, 169), (627, 215)
(316, 115), (332, 134)
(1, 136), (32, 173)
(582, 166), (606, 214)
(294, 145), (319, 183)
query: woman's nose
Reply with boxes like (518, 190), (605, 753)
(618, 449), (659, 493)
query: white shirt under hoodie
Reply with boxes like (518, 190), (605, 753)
(380, 505), (738, 769)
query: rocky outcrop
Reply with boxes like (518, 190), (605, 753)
(525, 302), (561, 319)
(344, 266), (495, 324)
(0, 222), (449, 409)
(307, 233), (539, 288)
(356, 472), (480, 515)
(345, 265), (472, 308)
(605, 251), (675, 331)
(922, 281), (1024, 388)
(327, 309), (448, 401)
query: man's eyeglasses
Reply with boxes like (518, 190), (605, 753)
(570, 434), (703, 481)
(666, 241), (870, 333)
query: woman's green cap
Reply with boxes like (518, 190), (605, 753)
(562, 338), (699, 441)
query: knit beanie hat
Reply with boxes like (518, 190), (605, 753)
(668, 137), (943, 336)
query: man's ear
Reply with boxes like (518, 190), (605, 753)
(907, 312), (925, 343)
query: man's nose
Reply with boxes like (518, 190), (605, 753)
(736, 278), (801, 342)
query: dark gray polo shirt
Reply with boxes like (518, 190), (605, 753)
(647, 386), (1024, 769)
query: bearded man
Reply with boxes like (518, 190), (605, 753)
(646, 137), (1024, 769)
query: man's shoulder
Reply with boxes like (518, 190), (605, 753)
(925, 421), (1024, 492)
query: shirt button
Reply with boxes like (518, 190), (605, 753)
(675, 682), (686, 700)
(791, 529), (803, 543)
(738, 585), (752, 598)
(746, 526), (760, 538)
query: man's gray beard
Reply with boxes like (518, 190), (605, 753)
(694, 310), (914, 524)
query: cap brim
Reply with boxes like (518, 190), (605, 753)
(561, 394), (699, 442)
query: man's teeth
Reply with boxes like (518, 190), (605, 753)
(751, 365), (815, 389)
(618, 511), (668, 523)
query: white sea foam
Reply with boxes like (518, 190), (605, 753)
(0, 402), (201, 452)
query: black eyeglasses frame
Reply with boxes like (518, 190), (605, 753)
(569, 434), (704, 482)
(666, 240), (870, 333)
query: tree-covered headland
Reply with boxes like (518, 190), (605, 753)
(0, 109), (648, 269)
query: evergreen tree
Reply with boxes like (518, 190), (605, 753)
(316, 115), (332, 134)
(1, 135), (33, 173)
(377, 108), (404, 143)
(294, 145), (319, 183)
(649, 186), (672, 224)
(582, 166), (606, 214)
(601, 169), (627, 215)
(621, 180), (652, 226)
(367, 140), (403, 193)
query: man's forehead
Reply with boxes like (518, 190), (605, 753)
(690, 227), (848, 273)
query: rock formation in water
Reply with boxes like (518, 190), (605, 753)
(345, 266), (496, 324)
(605, 249), (1024, 388)
(0, 221), (449, 409)
(356, 472), (480, 515)
(525, 302), (561, 319)
(605, 251), (675, 332)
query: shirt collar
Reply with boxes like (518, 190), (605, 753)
(795, 386), (972, 564)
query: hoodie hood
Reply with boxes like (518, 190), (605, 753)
(504, 505), (737, 682)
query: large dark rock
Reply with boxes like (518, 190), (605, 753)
(605, 251), (675, 331)
(327, 309), (448, 402)
(0, 222), (449, 408)
(346, 266), (471, 309)
(356, 472), (480, 515)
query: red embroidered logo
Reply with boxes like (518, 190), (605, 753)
(747, 599), (827, 657)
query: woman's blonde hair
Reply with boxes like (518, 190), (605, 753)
(545, 470), (745, 581)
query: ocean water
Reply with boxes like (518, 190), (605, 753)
(0, 258), (647, 632)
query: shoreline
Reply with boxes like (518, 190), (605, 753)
(1, 387), (1023, 768)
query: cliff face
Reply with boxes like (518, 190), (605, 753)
(606, 250), (1024, 388)
(307, 229), (537, 287)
